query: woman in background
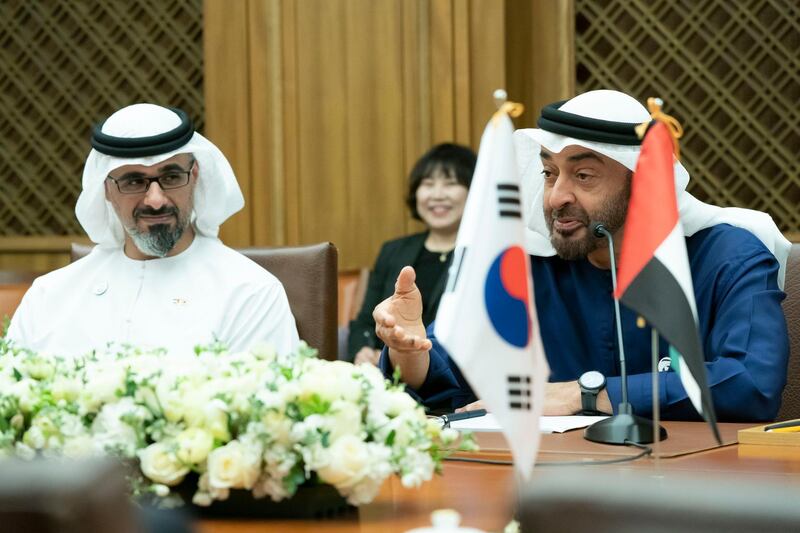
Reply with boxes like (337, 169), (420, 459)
(348, 143), (477, 365)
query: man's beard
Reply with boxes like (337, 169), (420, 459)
(125, 206), (189, 258)
(545, 180), (631, 260)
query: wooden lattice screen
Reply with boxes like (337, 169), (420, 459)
(575, 0), (800, 234)
(0, 0), (204, 237)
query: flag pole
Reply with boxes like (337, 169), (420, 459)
(583, 234), (667, 446)
(651, 327), (661, 468)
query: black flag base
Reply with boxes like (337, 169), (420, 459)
(584, 403), (667, 445)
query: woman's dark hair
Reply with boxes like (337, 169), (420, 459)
(405, 143), (477, 221)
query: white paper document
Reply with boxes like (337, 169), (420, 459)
(449, 413), (608, 433)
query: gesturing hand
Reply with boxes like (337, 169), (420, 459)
(373, 266), (432, 354)
(372, 266), (432, 389)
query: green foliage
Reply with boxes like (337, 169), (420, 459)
(294, 393), (331, 419)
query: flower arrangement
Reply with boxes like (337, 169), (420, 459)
(0, 338), (475, 506)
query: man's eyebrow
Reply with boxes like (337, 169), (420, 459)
(567, 151), (604, 164)
(115, 171), (146, 180)
(157, 162), (187, 171)
(539, 150), (552, 160)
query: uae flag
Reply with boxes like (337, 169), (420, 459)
(434, 103), (549, 480)
(615, 121), (721, 443)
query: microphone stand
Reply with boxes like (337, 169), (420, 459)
(583, 223), (667, 445)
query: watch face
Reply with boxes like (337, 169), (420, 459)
(580, 371), (605, 389)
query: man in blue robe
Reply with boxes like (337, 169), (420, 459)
(375, 90), (790, 422)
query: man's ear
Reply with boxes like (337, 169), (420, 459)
(104, 180), (111, 201)
(192, 159), (200, 183)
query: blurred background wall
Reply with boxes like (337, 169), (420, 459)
(0, 0), (796, 273)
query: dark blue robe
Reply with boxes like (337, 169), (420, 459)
(380, 224), (789, 422)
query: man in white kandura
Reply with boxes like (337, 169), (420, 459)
(8, 104), (299, 356)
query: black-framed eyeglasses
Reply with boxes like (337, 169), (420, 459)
(106, 160), (195, 194)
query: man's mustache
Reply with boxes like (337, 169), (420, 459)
(133, 206), (179, 220)
(550, 206), (589, 224)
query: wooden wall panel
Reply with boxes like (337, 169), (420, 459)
(203, 0), (536, 270)
(342, 1), (410, 265)
(292, 1), (350, 254)
(204, 0), (252, 248)
(467, 0), (505, 146)
(505, 0), (576, 130)
(248, 0), (286, 245)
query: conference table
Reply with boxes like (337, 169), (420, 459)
(199, 422), (800, 533)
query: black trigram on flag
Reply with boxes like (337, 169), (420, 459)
(497, 183), (522, 219)
(507, 374), (532, 410)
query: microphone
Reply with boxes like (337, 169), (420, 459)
(591, 222), (608, 239)
(590, 222), (628, 406)
(583, 222), (667, 445)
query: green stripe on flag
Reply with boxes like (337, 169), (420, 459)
(669, 345), (682, 376)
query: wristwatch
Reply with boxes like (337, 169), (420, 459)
(578, 370), (606, 415)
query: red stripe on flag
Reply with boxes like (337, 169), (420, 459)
(615, 122), (680, 298)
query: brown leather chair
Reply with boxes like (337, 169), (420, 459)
(240, 244), (338, 360)
(777, 243), (800, 421)
(71, 242), (339, 360)
(0, 271), (41, 320)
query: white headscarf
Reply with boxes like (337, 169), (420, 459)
(514, 90), (790, 288)
(75, 103), (244, 249)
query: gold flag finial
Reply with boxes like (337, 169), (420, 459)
(635, 97), (684, 160)
(492, 89), (524, 121)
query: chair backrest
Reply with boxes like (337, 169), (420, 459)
(0, 271), (41, 321)
(777, 243), (800, 421)
(0, 284), (31, 322)
(70, 242), (339, 360)
(240, 244), (338, 360)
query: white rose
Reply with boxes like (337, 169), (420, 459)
(198, 471), (230, 501)
(399, 448), (435, 488)
(252, 474), (291, 502)
(439, 427), (459, 445)
(22, 426), (45, 449)
(316, 434), (370, 489)
(15, 442), (36, 460)
(299, 441), (330, 473)
(298, 361), (361, 403)
(356, 362), (388, 388)
(227, 375), (259, 413)
(9, 414), (24, 431)
(11, 379), (39, 413)
(346, 474), (386, 506)
(207, 440), (261, 490)
(175, 428), (214, 465)
(138, 442), (189, 486)
(22, 356), (55, 380)
(185, 399), (230, 442)
(62, 435), (98, 459)
(383, 390), (419, 417)
(327, 401), (363, 442)
(155, 380), (186, 423)
(192, 491), (213, 506)
(261, 411), (293, 446)
(249, 342), (277, 362)
(91, 399), (146, 456)
(133, 385), (161, 416)
(384, 414), (416, 448)
(51, 376), (82, 403)
(82, 362), (127, 411)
